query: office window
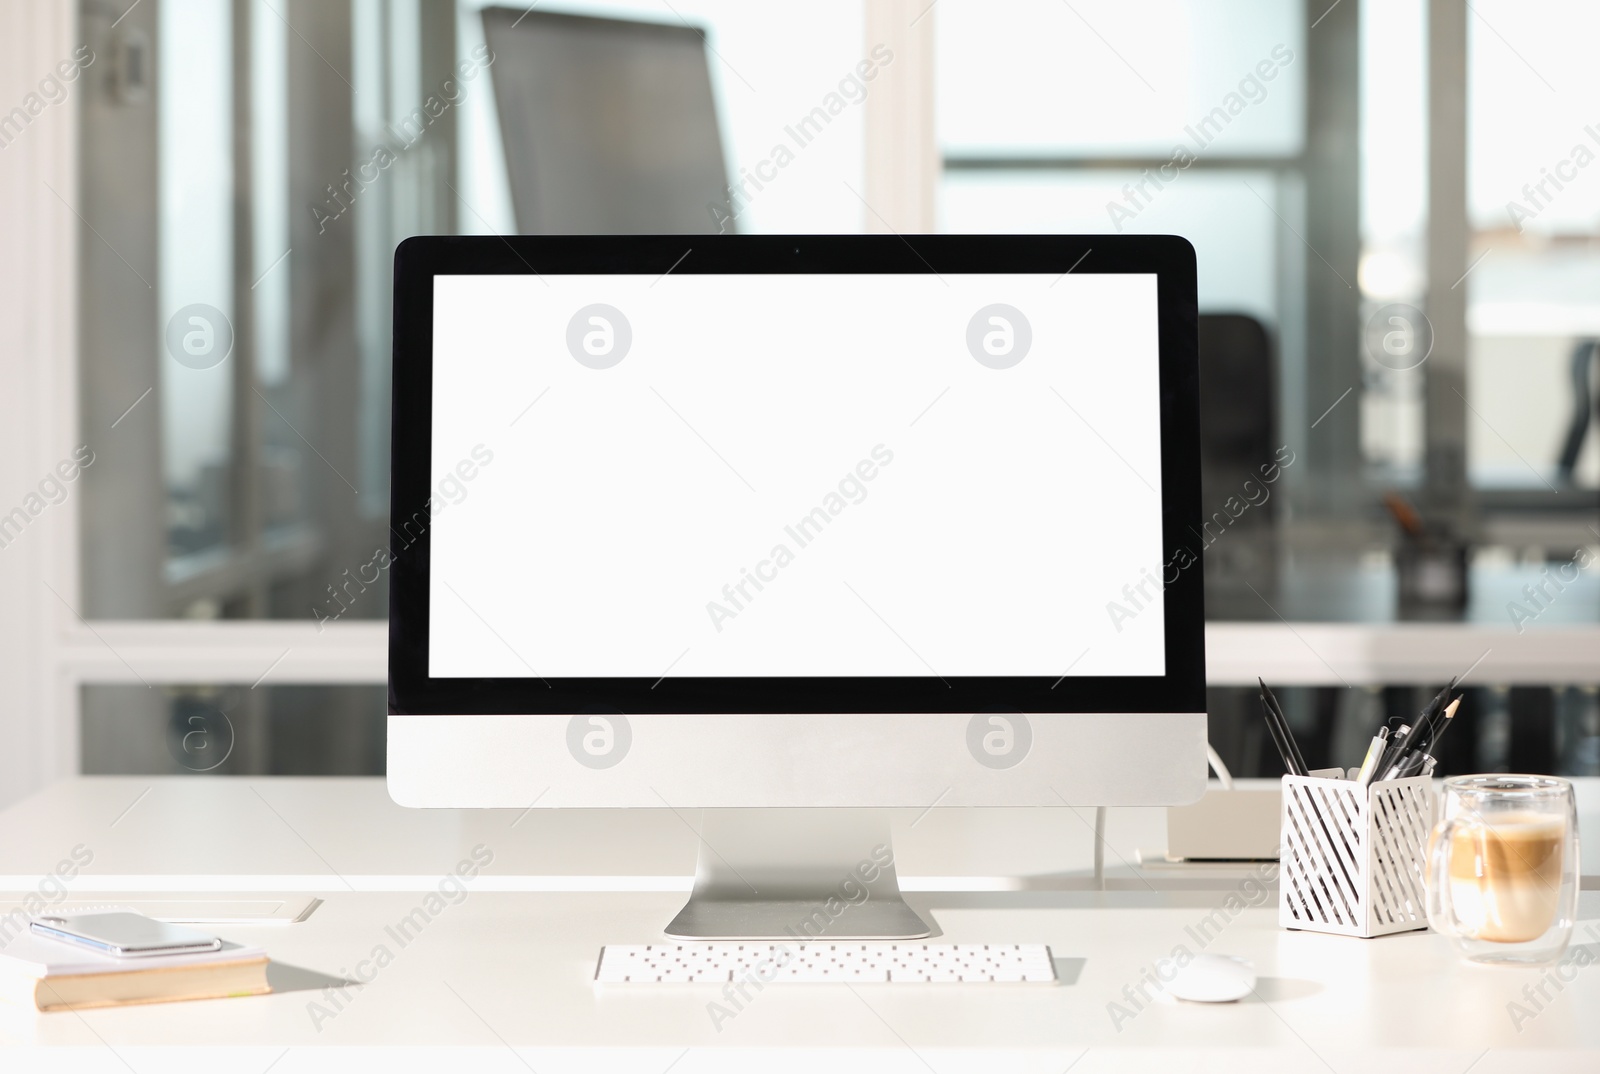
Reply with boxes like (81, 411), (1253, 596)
(159, 0), (237, 562)
(81, 0), (418, 622)
(934, 0), (1307, 341)
(1466, 0), (1600, 491)
(80, 0), (870, 624)
(937, 0), (1304, 159)
(936, 0), (1316, 522)
(38, 0), (1599, 789)
(1356, 0), (1426, 479)
(69, 0), (873, 779)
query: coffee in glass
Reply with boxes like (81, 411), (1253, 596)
(1427, 775), (1579, 964)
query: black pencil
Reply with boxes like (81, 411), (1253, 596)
(1421, 695), (1463, 756)
(1258, 691), (1298, 775)
(1260, 679), (1307, 776)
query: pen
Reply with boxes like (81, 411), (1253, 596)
(1390, 698), (1463, 781)
(1377, 719), (1413, 775)
(1378, 678), (1455, 776)
(1377, 730), (1427, 782)
(1259, 679), (1308, 776)
(1355, 726), (1390, 788)
(1393, 749), (1433, 779)
(1383, 696), (1433, 768)
(1379, 698), (1461, 782)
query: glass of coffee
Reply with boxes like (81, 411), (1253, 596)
(1426, 775), (1579, 965)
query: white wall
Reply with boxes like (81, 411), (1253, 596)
(0, 0), (78, 808)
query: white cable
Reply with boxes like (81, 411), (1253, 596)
(1093, 806), (1107, 891)
(1091, 743), (1230, 890)
(1206, 742), (1234, 790)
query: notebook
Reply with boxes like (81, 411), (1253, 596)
(0, 931), (270, 1012)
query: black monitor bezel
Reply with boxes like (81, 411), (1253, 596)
(390, 235), (1205, 715)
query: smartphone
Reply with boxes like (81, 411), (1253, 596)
(31, 912), (224, 958)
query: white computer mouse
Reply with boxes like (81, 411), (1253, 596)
(1165, 953), (1256, 1003)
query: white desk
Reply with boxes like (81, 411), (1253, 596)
(3, 778), (1600, 1071)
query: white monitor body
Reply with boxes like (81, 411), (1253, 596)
(388, 712), (1206, 809)
(387, 235), (1209, 937)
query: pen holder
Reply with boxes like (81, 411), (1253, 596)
(1279, 771), (1434, 938)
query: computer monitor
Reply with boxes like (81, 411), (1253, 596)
(388, 235), (1207, 939)
(480, 8), (732, 234)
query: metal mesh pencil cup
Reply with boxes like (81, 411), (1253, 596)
(1279, 771), (1435, 937)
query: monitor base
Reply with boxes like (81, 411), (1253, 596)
(663, 898), (933, 941)
(662, 808), (933, 940)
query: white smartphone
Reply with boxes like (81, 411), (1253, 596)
(31, 912), (224, 958)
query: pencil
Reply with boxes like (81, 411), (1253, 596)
(1258, 691), (1298, 775)
(1260, 679), (1307, 776)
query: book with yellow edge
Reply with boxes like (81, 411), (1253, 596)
(0, 931), (269, 1012)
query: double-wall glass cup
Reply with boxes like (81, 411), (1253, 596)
(1426, 775), (1579, 965)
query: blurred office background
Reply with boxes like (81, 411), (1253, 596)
(0, 0), (1596, 792)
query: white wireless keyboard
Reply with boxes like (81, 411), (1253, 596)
(595, 942), (1058, 984)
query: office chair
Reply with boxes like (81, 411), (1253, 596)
(1196, 313), (1277, 596)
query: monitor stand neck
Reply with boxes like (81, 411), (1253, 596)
(663, 808), (933, 940)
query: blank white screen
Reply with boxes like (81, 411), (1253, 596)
(428, 273), (1166, 679)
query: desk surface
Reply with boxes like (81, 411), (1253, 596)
(4, 778), (1600, 1070)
